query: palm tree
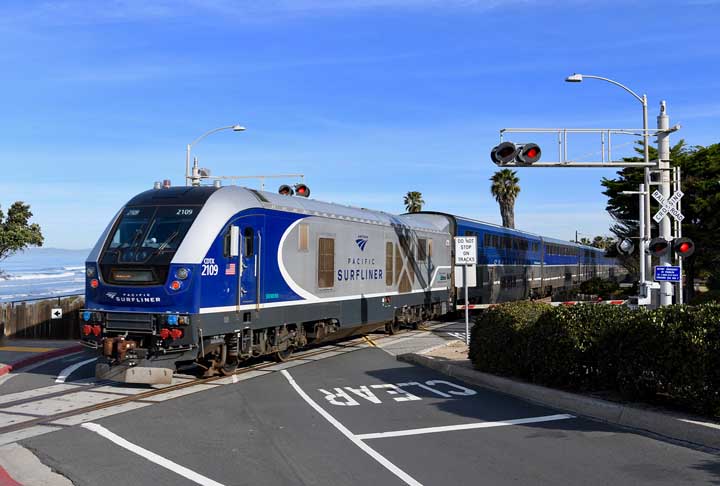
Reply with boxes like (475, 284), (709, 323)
(490, 169), (520, 229)
(404, 191), (424, 213)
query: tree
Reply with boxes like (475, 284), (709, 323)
(490, 169), (520, 229)
(601, 141), (720, 300)
(0, 202), (44, 264)
(404, 191), (424, 213)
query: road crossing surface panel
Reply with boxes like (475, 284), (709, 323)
(14, 341), (720, 486)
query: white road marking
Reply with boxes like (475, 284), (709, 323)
(0, 374), (16, 386)
(55, 358), (97, 384)
(355, 414), (575, 440)
(281, 370), (423, 486)
(80, 422), (225, 486)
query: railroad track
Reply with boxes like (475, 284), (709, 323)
(0, 325), (448, 437)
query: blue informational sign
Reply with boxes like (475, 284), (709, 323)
(654, 266), (681, 282)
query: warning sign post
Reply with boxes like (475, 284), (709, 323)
(454, 236), (476, 345)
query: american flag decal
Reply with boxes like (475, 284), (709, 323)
(225, 263), (236, 275)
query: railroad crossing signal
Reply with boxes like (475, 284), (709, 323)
(646, 237), (670, 257)
(673, 237), (695, 258)
(645, 236), (695, 259)
(490, 142), (542, 166)
(652, 189), (684, 223)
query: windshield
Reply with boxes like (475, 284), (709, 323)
(106, 206), (200, 263)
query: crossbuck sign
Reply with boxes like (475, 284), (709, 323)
(652, 189), (684, 223)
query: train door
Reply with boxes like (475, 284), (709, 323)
(232, 215), (265, 308)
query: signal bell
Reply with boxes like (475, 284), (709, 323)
(673, 237), (695, 258)
(646, 237), (670, 257)
(490, 142), (541, 165)
(616, 238), (634, 256)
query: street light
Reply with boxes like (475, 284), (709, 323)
(186, 124), (246, 186)
(565, 73), (652, 283)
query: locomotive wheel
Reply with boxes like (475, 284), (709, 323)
(220, 359), (239, 376)
(385, 319), (400, 335)
(275, 346), (294, 362)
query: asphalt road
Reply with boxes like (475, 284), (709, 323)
(17, 337), (720, 486)
(0, 350), (97, 396)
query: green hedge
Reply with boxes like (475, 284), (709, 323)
(469, 302), (720, 417)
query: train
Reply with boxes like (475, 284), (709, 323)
(80, 183), (624, 384)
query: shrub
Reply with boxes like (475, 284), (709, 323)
(469, 301), (720, 418)
(469, 301), (550, 378)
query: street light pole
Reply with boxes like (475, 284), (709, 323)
(565, 73), (653, 285)
(185, 124), (246, 186)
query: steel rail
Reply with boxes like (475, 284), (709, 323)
(0, 328), (431, 435)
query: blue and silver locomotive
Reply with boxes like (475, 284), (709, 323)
(81, 183), (623, 384)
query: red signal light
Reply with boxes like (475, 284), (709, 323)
(646, 237), (670, 257)
(517, 143), (542, 164)
(491, 142), (518, 165)
(294, 184), (310, 198)
(672, 237), (695, 258)
(170, 328), (183, 340)
(90, 279), (99, 289)
(82, 325), (92, 336)
(170, 280), (181, 291)
(92, 325), (102, 336)
(159, 328), (170, 340)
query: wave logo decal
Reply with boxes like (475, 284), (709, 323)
(355, 236), (369, 251)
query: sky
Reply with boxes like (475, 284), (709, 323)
(1, 0), (718, 249)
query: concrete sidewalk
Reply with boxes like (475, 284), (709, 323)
(399, 341), (720, 452)
(0, 339), (83, 376)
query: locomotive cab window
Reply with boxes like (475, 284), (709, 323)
(318, 237), (335, 289)
(243, 227), (254, 256)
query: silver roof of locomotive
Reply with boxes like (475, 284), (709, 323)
(172, 186), (450, 264)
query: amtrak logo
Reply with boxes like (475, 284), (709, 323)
(355, 235), (369, 251)
(105, 292), (117, 299)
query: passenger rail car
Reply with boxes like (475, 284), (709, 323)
(81, 185), (624, 384)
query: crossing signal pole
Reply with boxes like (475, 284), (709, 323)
(491, 124), (683, 307)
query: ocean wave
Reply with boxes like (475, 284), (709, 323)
(3, 271), (77, 281)
(63, 266), (85, 271)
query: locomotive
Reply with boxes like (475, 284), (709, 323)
(80, 183), (622, 384)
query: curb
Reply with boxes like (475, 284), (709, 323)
(0, 344), (84, 377)
(398, 352), (720, 451)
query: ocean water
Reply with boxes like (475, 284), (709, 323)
(0, 248), (89, 303)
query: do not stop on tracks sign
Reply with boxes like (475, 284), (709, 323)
(454, 236), (477, 265)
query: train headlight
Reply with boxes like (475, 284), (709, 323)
(174, 267), (189, 280)
(86, 266), (96, 278)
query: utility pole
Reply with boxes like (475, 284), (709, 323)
(657, 101), (673, 306)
